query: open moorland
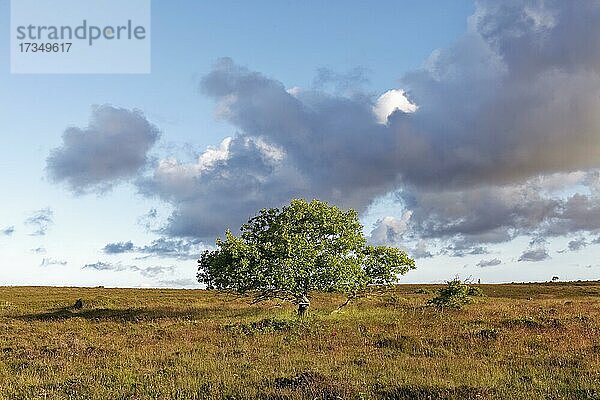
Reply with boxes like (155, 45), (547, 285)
(0, 282), (598, 399)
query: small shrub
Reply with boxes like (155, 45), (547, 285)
(475, 328), (500, 340)
(274, 371), (328, 389)
(427, 278), (482, 309)
(374, 335), (419, 352)
(273, 371), (343, 399)
(379, 384), (493, 400)
(503, 317), (542, 328)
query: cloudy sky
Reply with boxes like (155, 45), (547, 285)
(1, 0), (600, 287)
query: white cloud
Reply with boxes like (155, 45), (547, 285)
(372, 89), (417, 124)
(369, 213), (412, 245)
(286, 86), (302, 97)
(198, 137), (232, 171)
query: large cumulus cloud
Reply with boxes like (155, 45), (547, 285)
(145, 1), (600, 243)
(396, 1), (600, 188)
(137, 58), (415, 239)
(48, 1), (600, 256)
(137, 134), (304, 239)
(47, 105), (160, 194)
(395, 172), (600, 255)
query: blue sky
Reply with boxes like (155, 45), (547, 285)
(1, 0), (600, 287)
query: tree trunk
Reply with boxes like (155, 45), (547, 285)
(297, 295), (310, 317)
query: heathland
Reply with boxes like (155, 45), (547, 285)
(0, 282), (598, 399)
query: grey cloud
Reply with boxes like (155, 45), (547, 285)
(199, 59), (398, 209)
(477, 258), (502, 267)
(397, 1), (600, 188)
(375, 1), (600, 251)
(47, 105), (160, 194)
(568, 238), (587, 252)
(157, 278), (198, 287)
(137, 238), (204, 259)
(368, 214), (411, 246)
(25, 208), (53, 236)
(443, 243), (488, 258)
(83, 261), (120, 271)
(586, 171), (600, 197)
(410, 241), (433, 259)
(529, 236), (549, 247)
(132, 265), (175, 278)
(137, 208), (161, 232)
(157, 9), (600, 241)
(101, 237), (205, 260)
(476, 1), (600, 78)
(1, 226), (14, 236)
(403, 175), (600, 254)
(52, 1), (600, 253)
(82, 261), (175, 278)
(40, 258), (67, 267)
(103, 241), (134, 254)
(518, 248), (550, 262)
(138, 135), (305, 240)
(138, 58), (404, 240)
(558, 237), (588, 253)
(544, 194), (600, 236)
(404, 180), (558, 241)
(368, 216), (436, 259)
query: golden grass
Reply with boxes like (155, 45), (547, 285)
(0, 282), (598, 399)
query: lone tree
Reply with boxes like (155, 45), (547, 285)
(197, 199), (415, 315)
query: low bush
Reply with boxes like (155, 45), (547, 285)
(428, 278), (483, 309)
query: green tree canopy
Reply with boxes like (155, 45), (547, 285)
(197, 199), (415, 314)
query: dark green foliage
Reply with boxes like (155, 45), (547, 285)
(198, 199), (415, 307)
(273, 371), (343, 399)
(379, 385), (493, 400)
(274, 371), (328, 389)
(374, 335), (419, 351)
(428, 278), (483, 309)
(474, 328), (500, 340)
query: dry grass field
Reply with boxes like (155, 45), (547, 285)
(0, 282), (598, 399)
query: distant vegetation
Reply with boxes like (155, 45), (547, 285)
(0, 282), (599, 399)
